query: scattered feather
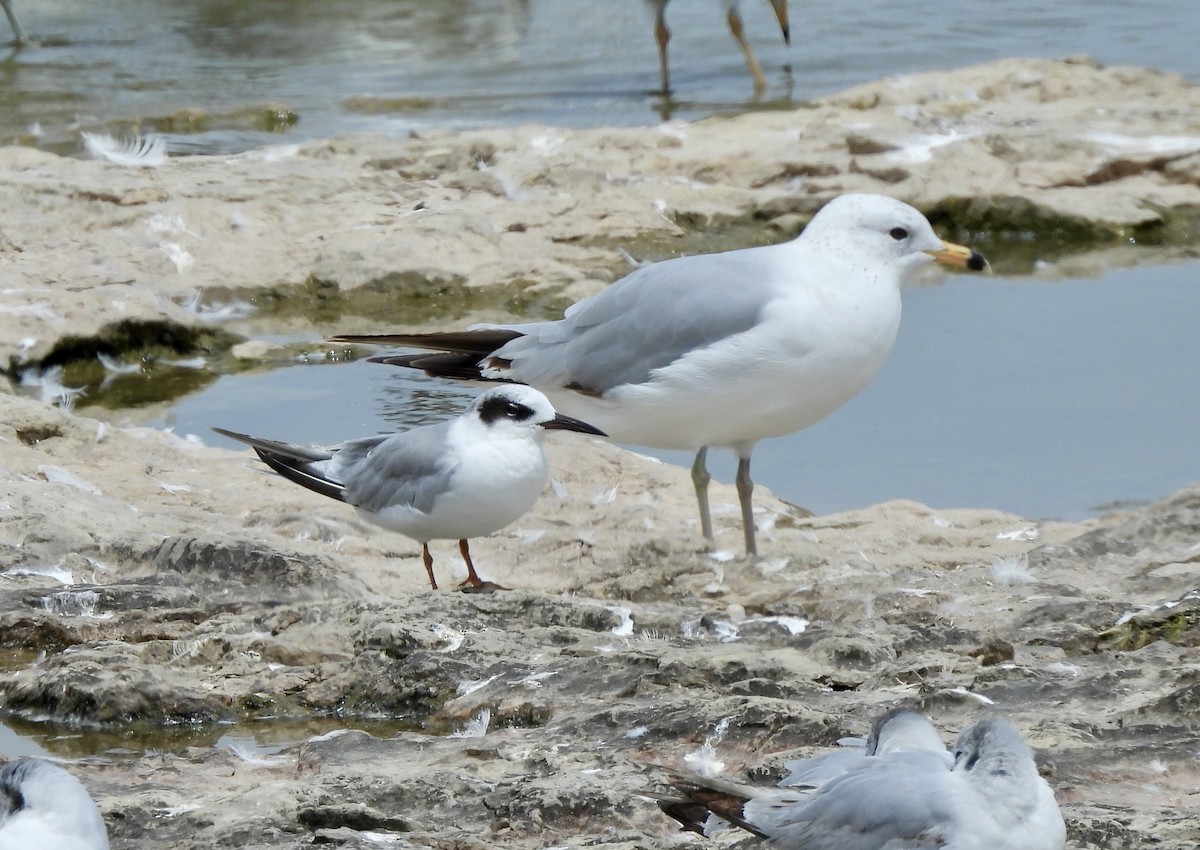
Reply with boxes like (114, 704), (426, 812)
(509, 671), (556, 688)
(948, 686), (995, 705)
(431, 623), (465, 653)
(159, 241), (195, 273)
(40, 589), (111, 619)
(997, 525), (1039, 541)
(159, 356), (208, 369)
(590, 483), (619, 506)
(550, 477), (569, 500)
(625, 725), (649, 739)
(683, 717), (731, 778)
(1044, 661), (1080, 678)
(990, 553), (1036, 585)
(456, 673), (501, 697)
(2, 563), (75, 585)
(97, 352), (142, 374)
(708, 549), (736, 563)
(81, 131), (168, 167)
(450, 708), (491, 739)
(607, 605), (634, 636)
(38, 464), (102, 495)
(20, 365), (85, 410)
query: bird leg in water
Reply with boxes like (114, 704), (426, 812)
(726, 5), (768, 91)
(691, 446), (714, 541)
(421, 543), (439, 590)
(653, 4), (671, 94)
(736, 456), (757, 557)
(1, 0), (26, 45)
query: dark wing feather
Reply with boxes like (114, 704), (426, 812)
(332, 329), (523, 381)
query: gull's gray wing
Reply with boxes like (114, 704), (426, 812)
(335, 422), (458, 516)
(489, 246), (787, 394)
(779, 747), (869, 788)
(748, 750), (959, 850)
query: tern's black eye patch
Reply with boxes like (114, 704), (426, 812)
(478, 395), (535, 425)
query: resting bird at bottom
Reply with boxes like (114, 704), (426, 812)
(0, 758), (110, 850)
(213, 385), (604, 591)
(330, 194), (989, 558)
(654, 714), (1066, 850)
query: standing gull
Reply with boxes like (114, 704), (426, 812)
(654, 715), (1066, 849)
(649, 0), (791, 93)
(0, 758), (110, 850)
(213, 385), (604, 591)
(330, 194), (988, 557)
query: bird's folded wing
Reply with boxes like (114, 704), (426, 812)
(486, 250), (784, 394)
(748, 750), (960, 850)
(337, 426), (458, 515)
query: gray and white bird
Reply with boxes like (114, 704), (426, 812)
(213, 385), (604, 591)
(655, 715), (1066, 850)
(648, 0), (791, 93)
(330, 194), (989, 557)
(0, 758), (110, 850)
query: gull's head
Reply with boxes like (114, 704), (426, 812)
(471, 385), (606, 438)
(804, 194), (989, 280)
(952, 716), (1034, 777)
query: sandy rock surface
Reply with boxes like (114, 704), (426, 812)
(1, 57), (1199, 849)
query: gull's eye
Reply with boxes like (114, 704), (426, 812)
(889, 227), (908, 241)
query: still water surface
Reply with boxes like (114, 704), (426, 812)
(3, 0), (1199, 153)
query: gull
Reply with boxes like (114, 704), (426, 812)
(212, 385), (604, 591)
(0, 758), (110, 850)
(329, 194), (989, 557)
(654, 715), (1066, 849)
(649, 0), (791, 93)
(1, 0), (24, 45)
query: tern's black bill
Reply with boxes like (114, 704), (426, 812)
(541, 414), (606, 436)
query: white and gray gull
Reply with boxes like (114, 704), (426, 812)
(654, 714), (1066, 850)
(330, 193), (989, 557)
(0, 758), (110, 850)
(213, 385), (604, 591)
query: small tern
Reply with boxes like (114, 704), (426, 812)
(213, 385), (604, 591)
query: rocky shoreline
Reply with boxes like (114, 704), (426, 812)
(1, 57), (1199, 848)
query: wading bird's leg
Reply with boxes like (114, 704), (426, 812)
(1, 0), (26, 44)
(653, 2), (671, 94)
(726, 4), (767, 91)
(691, 446), (713, 542)
(736, 455), (757, 557)
(421, 543), (438, 590)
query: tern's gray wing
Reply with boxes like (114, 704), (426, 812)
(748, 750), (958, 850)
(489, 248), (784, 394)
(335, 423), (457, 515)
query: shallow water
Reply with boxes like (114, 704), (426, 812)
(2, 0), (1198, 154)
(125, 258), (1200, 524)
